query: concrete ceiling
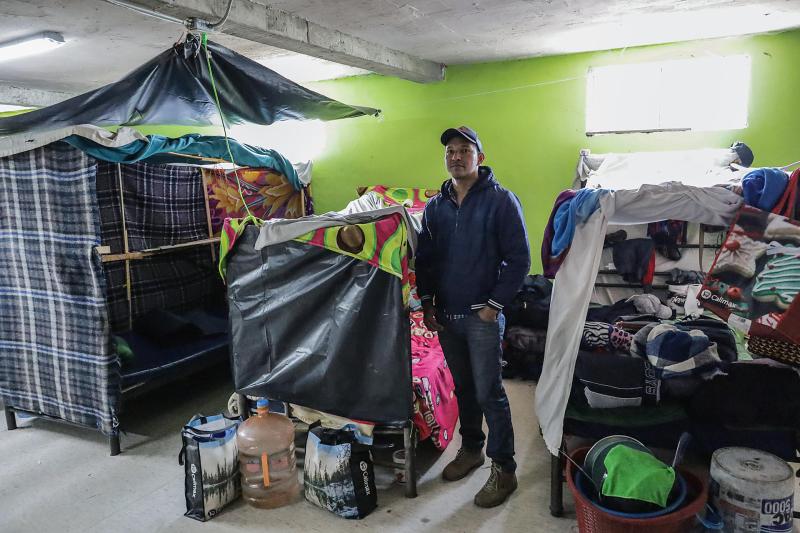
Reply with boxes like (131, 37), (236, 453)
(1, 0), (800, 104)
(0, 0), (372, 97)
(274, 0), (800, 62)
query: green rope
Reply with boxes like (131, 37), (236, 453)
(202, 32), (255, 219)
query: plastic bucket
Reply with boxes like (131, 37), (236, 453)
(567, 447), (709, 533)
(575, 470), (687, 519)
(583, 435), (677, 513)
(710, 447), (794, 533)
(584, 435), (651, 492)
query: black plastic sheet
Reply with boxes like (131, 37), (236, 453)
(227, 226), (412, 424)
(0, 34), (378, 136)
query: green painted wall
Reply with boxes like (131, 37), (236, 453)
(309, 29), (800, 271)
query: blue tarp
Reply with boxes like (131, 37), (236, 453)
(66, 133), (300, 189)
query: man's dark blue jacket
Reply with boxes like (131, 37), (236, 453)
(416, 166), (531, 316)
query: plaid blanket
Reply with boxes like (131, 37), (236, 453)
(0, 142), (118, 433)
(631, 323), (723, 379)
(96, 162), (223, 330)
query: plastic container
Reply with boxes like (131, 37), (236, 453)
(584, 435), (678, 514)
(236, 399), (300, 509)
(709, 447), (794, 533)
(575, 470), (688, 519)
(584, 436), (651, 492)
(567, 447), (709, 533)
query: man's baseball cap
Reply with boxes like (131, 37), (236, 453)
(441, 126), (483, 153)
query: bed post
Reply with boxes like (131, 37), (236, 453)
(200, 169), (218, 263)
(4, 406), (16, 431)
(109, 431), (121, 456)
(403, 421), (418, 498)
(116, 164), (133, 331)
(238, 394), (249, 420)
(549, 440), (566, 517)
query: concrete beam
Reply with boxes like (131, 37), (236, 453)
(0, 84), (76, 108)
(114, 0), (445, 83)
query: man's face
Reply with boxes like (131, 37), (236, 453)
(445, 137), (484, 180)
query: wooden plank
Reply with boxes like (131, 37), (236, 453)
(99, 237), (221, 263)
(101, 252), (145, 263)
(200, 169), (218, 263)
(164, 152), (230, 164)
(117, 163), (133, 331)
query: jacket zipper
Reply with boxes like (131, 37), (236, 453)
(447, 188), (461, 233)
(454, 189), (474, 232)
(448, 175), (486, 235)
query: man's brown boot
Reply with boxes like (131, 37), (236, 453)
(442, 448), (485, 481)
(474, 462), (517, 508)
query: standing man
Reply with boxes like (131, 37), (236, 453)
(416, 126), (530, 508)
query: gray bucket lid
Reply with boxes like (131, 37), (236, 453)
(712, 447), (793, 483)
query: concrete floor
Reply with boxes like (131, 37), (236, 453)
(0, 366), (577, 533)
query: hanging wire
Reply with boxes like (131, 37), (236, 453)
(369, 74), (585, 118)
(201, 32), (255, 219)
(173, 28), (188, 48)
(104, 0), (233, 32)
(205, 0), (234, 30)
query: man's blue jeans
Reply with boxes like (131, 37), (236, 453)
(438, 312), (516, 473)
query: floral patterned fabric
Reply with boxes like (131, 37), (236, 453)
(202, 168), (311, 234)
(359, 185), (438, 213)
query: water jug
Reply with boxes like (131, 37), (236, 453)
(236, 399), (300, 508)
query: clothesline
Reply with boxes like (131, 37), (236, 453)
(371, 74), (585, 118)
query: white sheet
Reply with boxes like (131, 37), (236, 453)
(293, 160), (313, 186)
(0, 124), (146, 158)
(584, 149), (741, 190)
(534, 183), (742, 455)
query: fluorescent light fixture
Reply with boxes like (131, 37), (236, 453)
(0, 32), (65, 63)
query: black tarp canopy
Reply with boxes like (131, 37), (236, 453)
(0, 34), (378, 136)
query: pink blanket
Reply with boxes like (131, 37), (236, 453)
(411, 311), (458, 451)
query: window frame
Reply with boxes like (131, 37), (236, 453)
(585, 55), (751, 136)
